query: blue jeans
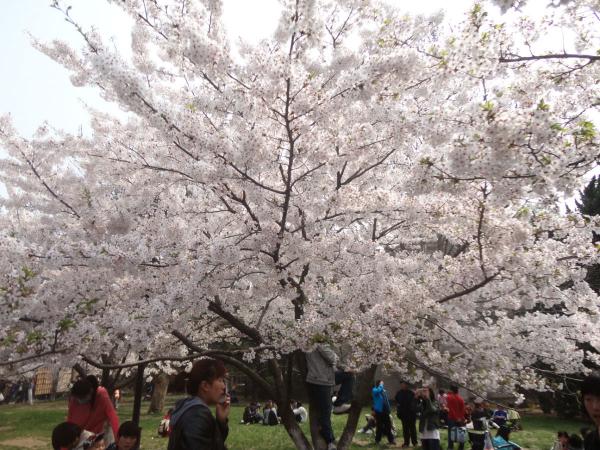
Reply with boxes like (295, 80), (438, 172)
(307, 383), (335, 444)
(333, 371), (354, 405)
(447, 420), (465, 450)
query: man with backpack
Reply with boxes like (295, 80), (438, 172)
(446, 386), (466, 450)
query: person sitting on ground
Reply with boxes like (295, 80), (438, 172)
(491, 406), (509, 428)
(568, 434), (584, 450)
(551, 431), (570, 450)
(242, 402), (263, 424)
(263, 400), (279, 426)
(358, 409), (377, 434)
(492, 425), (522, 450)
(167, 358), (230, 450)
(582, 374), (600, 450)
(291, 400), (308, 423)
(106, 421), (141, 450)
(51, 422), (104, 450)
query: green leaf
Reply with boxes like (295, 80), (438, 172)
(481, 100), (494, 112)
(576, 120), (596, 140)
(58, 318), (76, 332)
(537, 99), (550, 111)
(419, 157), (434, 167)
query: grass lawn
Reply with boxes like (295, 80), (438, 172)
(0, 396), (590, 450)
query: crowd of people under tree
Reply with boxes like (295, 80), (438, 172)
(38, 344), (600, 450)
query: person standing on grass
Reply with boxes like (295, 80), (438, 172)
(372, 379), (396, 446)
(67, 375), (119, 445)
(395, 381), (418, 448)
(167, 358), (230, 450)
(468, 398), (489, 450)
(446, 385), (466, 450)
(306, 343), (338, 450)
(582, 374), (600, 450)
(416, 387), (441, 450)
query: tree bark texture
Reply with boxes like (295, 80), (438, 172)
(148, 371), (169, 414)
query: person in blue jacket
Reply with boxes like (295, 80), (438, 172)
(372, 380), (396, 446)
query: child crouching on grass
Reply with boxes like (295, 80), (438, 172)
(106, 421), (142, 450)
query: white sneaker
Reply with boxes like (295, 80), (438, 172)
(327, 443), (337, 450)
(332, 403), (351, 414)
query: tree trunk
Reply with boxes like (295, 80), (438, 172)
(270, 356), (314, 450)
(148, 372), (169, 414)
(280, 403), (314, 450)
(132, 363), (146, 426)
(337, 365), (377, 450)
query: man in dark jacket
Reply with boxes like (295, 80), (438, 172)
(582, 374), (600, 450)
(168, 358), (230, 450)
(395, 381), (417, 448)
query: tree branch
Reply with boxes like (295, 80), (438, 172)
(437, 270), (501, 304)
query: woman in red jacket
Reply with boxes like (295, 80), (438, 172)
(67, 376), (119, 443)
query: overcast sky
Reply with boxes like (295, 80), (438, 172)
(0, 0), (478, 136)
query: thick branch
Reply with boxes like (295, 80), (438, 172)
(208, 298), (263, 344)
(437, 270), (501, 304)
(0, 348), (70, 367)
(500, 53), (600, 63)
(171, 330), (275, 398)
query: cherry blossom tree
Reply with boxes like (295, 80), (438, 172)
(2, 0), (600, 448)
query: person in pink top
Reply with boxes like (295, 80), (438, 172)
(446, 386), (466, 450)
(67, 375), (119, 444)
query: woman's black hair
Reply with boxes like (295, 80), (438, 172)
(581, 374), (600, 418)
(557, 431), (569, 438)
(71, 379), (92, 398)
(118, 421), (142, 449)
(86, 375), (99, 406)
(428, 387), (436, 401)
(582, 374), (600, 397)
(51, 422), (81, 450)
(71, 375), (99, 406)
